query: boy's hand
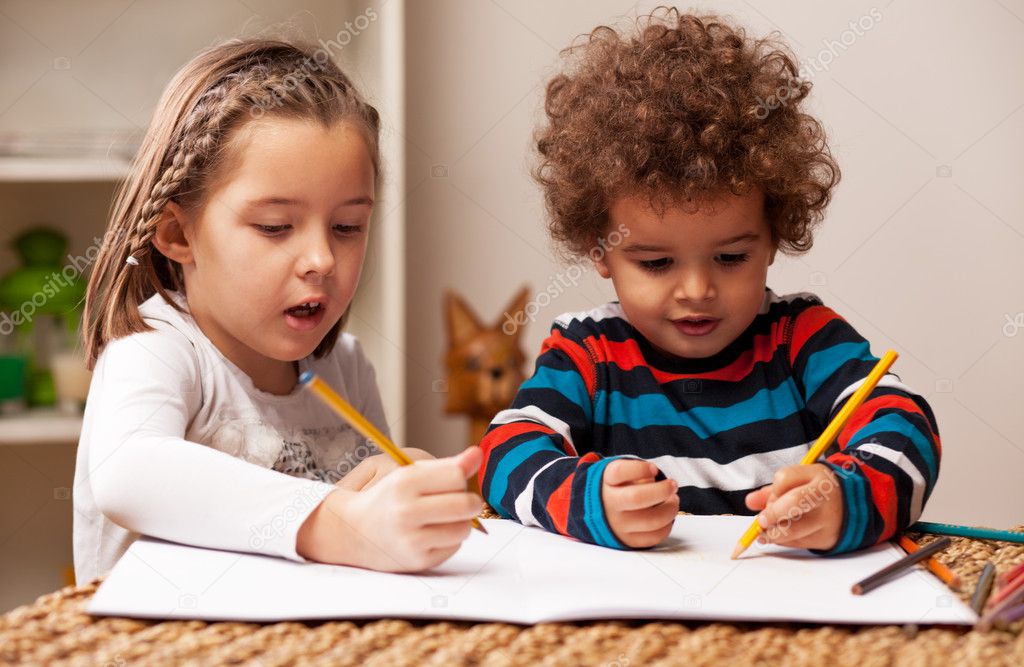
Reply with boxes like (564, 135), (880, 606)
(601, 459), (678, 548)
(744, 463), (843, 551)
(299, 446), (484, 572)
(334, 447), (434, 492)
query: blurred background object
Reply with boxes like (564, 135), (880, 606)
(443, 286), (529, 491)
(0, 227), (85, 407)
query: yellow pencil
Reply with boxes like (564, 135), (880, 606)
(299, 371), (488, 535)
(730, 349), (898, 559)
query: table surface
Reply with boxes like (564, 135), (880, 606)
(3, 518), (1023, 666)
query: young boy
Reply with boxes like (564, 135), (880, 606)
(479, 10), (940, 555)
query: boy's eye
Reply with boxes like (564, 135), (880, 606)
(638, 257), (673, 272)
(717, 253), (750, 266)
(254, 224), (290, 235)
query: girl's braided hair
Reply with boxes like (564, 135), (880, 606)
(83, 39), (380, 369)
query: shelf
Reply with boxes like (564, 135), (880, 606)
(0, 156), (129, 182)
(0, 408), (82, 445)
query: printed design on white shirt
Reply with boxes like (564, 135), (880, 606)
(209, 414), (286, 468)
(272, 439), (338, 483)
(271, 424), (383, 484)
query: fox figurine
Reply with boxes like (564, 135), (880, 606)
(443, 287), (531, 450)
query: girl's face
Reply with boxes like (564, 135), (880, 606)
(596, 189), (776, 360)
(174, 117), (375, 389)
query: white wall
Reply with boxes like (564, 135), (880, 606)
(402, 0), (1024, 529)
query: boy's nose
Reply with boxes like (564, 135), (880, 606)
(674, 271), (715, 302)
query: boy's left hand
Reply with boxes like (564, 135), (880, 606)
(744, 463), (843, 551)
(335, 447), (434, 492)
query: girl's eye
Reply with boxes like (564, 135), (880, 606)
(333, 224), (364, 235)
(254, 224), (290, 235)
(717, 253), (750, 266)
(638, 257), (673, 272)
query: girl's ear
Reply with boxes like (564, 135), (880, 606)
(152, 201), (194, 265)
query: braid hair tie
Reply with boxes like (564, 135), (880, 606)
(125, 255), (140, 266)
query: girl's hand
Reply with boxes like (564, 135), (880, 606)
(744, 463), (843, 551)
(601, 459), (679, 548)
(335, 447), (434, 492)
(298, 446), (484, 572)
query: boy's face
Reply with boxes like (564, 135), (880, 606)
(596, 188), (776, 360)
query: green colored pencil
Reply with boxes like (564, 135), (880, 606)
(910, 522), (1024, 544)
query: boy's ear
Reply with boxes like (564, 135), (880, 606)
(151, 201), (194, 265)
(593, 252), (612, 279)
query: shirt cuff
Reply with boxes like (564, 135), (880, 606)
(584, 455), (635, 550)
(251, 480), (337, 563)
(810, 461), (869, 556)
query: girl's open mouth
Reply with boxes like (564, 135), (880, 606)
(284, 301), (325, 331)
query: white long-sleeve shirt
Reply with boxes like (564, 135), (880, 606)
(73, 291), (389, 584)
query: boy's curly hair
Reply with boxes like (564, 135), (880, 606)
(535, 8), (840, 259)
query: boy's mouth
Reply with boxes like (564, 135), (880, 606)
(672, 316), (721, 337)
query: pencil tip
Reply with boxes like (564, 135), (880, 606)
(730, 544), (743, 560)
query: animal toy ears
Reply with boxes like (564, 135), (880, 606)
(444, 286), (531, 345)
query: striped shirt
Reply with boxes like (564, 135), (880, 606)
(479, 289), (941, 554)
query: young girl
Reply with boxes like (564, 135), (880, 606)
(480, 10), (941, 554)
(73, 39), (483, 583)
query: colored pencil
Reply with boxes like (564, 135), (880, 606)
(977, 582), (1024, 630)
(898, 534), (960, 590)
(851, 536), (951, 595)
(989, 569), (1024, 606)
(909, 521), (1024, 544)
(970, 562), (996, 615)
(998, 562), (1024, 588)
(993, 602), (1024, 627)
(299, 371), (488, 535)
(731, 350), (899, 559)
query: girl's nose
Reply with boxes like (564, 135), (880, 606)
(298, 231), (336, 278)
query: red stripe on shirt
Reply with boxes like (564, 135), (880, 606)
(543, 329), (597, 397)
(480, 421), (557, 475)
(583, 326), (785, 384)
(789, 306), (844, 366)
(838, 394), (941, 454)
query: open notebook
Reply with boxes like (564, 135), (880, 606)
(88, 515), (976, 625)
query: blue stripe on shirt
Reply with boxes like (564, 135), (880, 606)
(593, 380), (804, 437)
(803, 341), (875, 399)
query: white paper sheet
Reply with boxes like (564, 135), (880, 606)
(87, 516), (976, 625)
